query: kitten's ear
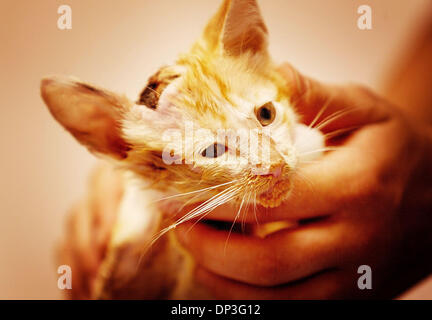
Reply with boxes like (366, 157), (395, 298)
(202, 0), (268, 56)
(41, 76), (130, 159)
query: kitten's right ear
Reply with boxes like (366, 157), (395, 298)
(40, 76), (131, 159)
(202, 0), (268, 56)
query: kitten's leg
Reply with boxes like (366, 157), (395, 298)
(92, 181), (187, 299)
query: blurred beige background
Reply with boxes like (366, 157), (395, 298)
(0, 0), (430, 299)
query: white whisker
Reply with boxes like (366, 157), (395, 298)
(323, 125), (360, 139)
(224, 193), (246, 254)
(241, 189), (252, 233)
(298, 147), (339, 156)
(253, 190), (259, 226)
(315, 107), (358, 130)
(151, 180), (237, 203)
(308, 93), (335, 129)
(185, 191), (238, 234)
(173, 186), (238, 226)
(145, 186), (239, 251)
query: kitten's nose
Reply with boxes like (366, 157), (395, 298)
(269, 164), (283, 178)
(254, 163), (285, 178)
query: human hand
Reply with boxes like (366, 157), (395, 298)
(174, 63), (432, 299)
(57, 162), (124, 299)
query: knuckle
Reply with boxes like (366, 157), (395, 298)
(348, 172), (403, 211)
(347, 83), (376, 100)
(252, 248), (282, 286)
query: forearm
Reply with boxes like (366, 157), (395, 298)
(381, 7), (432, 124)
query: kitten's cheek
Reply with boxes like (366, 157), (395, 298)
(294, 123), (325, 162)
(188, 164), (202, 174)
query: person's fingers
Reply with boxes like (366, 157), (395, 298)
(194, 266), (357, 299)
(175, 217), (360, 287)
(57, 164), (125, 299)
(58, 201), (98, 299)
(276, 118), (412, 219)
(88, 163), (124, 257)
(67, 200), (100, 275)
(56, 237), (88, 299)
(177, 201), (319, 223)
(277, 63), (390, 133)
(89, 162), (124, 220)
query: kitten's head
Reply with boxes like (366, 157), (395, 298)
(41, 0), (323, 208)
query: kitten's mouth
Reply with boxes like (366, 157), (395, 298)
(255, 176), (292, 208)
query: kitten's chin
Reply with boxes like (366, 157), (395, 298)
(256, 178), (292, 208)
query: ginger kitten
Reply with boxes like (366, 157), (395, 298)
(41, 0), (324, 299)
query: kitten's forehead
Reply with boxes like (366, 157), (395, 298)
(137, 66), (183, 109)
(136, 57), (288, 130)
(176, 55), (283, 111)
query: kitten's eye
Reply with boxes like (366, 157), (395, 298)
(255, 102), (276, 126)
(201, 143), (227, 158)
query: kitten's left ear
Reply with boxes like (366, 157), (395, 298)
(41, 76), (130, 159)
(202, 0), (268, 56)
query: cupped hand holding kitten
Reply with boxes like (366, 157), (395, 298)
(59, 63), (432, 299)
(173, 63), (432, 299)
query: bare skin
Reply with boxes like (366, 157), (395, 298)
(57, 163), (124, 299)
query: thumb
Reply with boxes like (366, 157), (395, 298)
(277, 63), (390, 133)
